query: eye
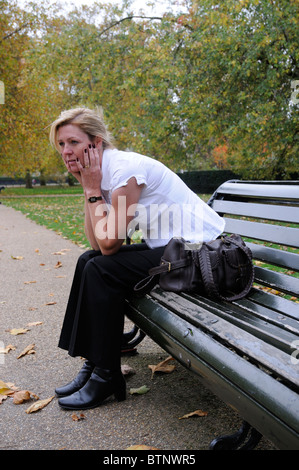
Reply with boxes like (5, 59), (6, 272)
(71, 140), (79, 144)
(58, 142), (64, 147)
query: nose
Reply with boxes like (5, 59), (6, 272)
(62, 143), (73, 157)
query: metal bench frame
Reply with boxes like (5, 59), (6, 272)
(123, 180), (299, 450)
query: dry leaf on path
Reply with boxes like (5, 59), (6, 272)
(24, 281), (37, 285)
(25, 396), (54, 414)
(71, 413), (86, 421)
(121, 364), (136, 376)
(27, 321), (42, 327)
(13, 390), (39, 404)
(11, 255), (24, 260)
(0, 344), (16, 354)
(0, 380), (15, 396)
(54, 261), (62, 269)
(179, 409), (208, 420)
(45, 301), (57, 306)
(13, 390), (30, 404)
(17, 343), (36, 359)
(148, 356), (176, 379)
(129, 385), (150, 395)
(7, 328), (30, 335)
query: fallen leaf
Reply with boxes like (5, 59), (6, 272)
(148, 356), (176, 379)
(0, 380), (15, 396)
(24, 281), (37, 285)
(129, 385), (150, 395)
(13, 390), (31, 404)
(25, 396), (54, 414)
(71, 413), (86, 421)
(7, 328), (30, 335)
(11, 255), (24, 260)
(126, 445), (159, 450)
(54, 261), (62, 269)
(121, 364), (136, 376)
(45, 301), (57, 306)
(27, 321), (42, 327)
(17, 343), (36, 359)
(179, 409), (208, 420)
(0, 344), (16, 354)
(13, 390), (39, 404)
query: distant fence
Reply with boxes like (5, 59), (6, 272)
(1, 170), (298, 193)
(178, 170), (240, 193)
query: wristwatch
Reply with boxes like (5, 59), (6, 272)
(88, 196), (103, 203)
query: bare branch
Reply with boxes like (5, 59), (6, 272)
(98, 15), (164, 37)
(0, 22), (30, 43)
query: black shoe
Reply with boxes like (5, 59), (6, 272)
(55, 360), (94, 398)
(58, 367), (126, 410)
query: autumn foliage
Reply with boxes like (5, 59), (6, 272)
(0, 0), (298, 180)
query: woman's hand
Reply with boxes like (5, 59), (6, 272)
(64, 159), (83, 185)
(76, 144), (103, 195)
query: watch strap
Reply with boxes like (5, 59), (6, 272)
(88, 196), (103, 203)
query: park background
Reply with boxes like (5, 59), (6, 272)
(1, 0), (298, 188)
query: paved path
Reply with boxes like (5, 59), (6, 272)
(0, 203), (276, 451)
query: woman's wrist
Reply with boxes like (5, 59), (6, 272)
(84, 188), (103, 199)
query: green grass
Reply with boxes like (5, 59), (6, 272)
(2, 189), (88, 248)
(2, 188), (299, 294)
(2, 185), (83, 196)
(1, 188), (212, 249)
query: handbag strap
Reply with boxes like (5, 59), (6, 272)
(198, 236), (255, 302)
(134, 257), (191, 295)
(149, 257), (191, 276)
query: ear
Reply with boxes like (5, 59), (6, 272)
(95, 137), (103, 147)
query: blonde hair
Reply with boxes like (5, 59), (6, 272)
(49, 107), (115, 151)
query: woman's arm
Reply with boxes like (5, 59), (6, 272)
(85, 177), (143, 255)
(77, 145), (143, 255)
(84, 196), (101, 251)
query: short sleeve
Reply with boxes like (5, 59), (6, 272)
(109, 154), (148, 192)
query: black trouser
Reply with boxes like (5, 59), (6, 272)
(58, 243), (165, 371)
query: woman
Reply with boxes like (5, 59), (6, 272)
(49, 107), (225, 410)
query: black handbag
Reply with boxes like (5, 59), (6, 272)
(134, 234), (254, 302)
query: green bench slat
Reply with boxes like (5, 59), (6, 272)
(216, 182), (299, 201)
(151, 289), (298, 379)
(127, 180), (299, 450)
(224, 218), (299, 248)
(254, 266), (299, 297)
(213, 200), (299, 224)
(126, 296), (299, 450)
(247, 288), (299, 323)
(247, 242), (299, 271)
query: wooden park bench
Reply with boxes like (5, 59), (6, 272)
(122, 180), (299, 450)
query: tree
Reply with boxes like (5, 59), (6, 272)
(1, 0), (298, 180)
(175, 0), (299, 177)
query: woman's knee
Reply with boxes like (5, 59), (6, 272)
(76, 250), (102, 272)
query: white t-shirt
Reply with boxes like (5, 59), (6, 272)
(101, 149), (225, 248)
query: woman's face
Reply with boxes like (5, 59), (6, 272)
(57, 124), (93, 172)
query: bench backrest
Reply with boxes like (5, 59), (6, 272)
(208, 180), (299, 315)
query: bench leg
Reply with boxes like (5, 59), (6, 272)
(209, 421), (262, 450)
(121, 325), (146, 355)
